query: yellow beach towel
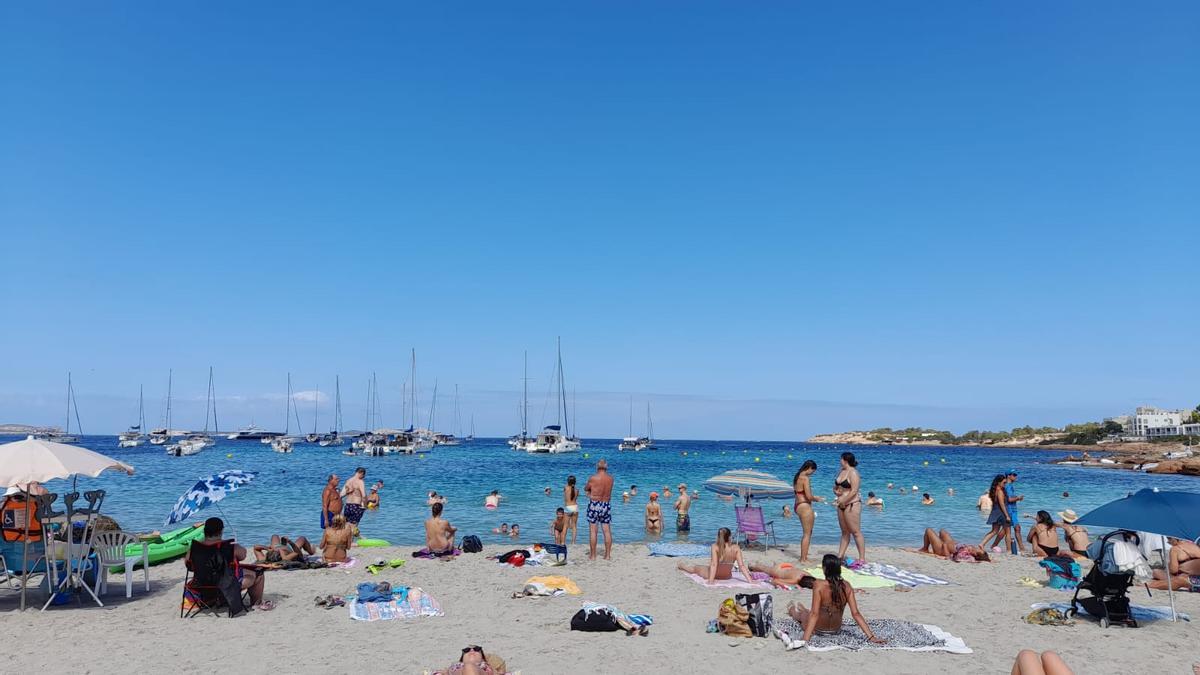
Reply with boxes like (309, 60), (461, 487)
(525, 575), (582, 595)
(804, 568), (897, 589)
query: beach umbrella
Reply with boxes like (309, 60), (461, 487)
(703, 469), (793, 504)
(0, 436), (135, 610)
(1074, 488), (1200, 622)
(166, 470), (258, 526)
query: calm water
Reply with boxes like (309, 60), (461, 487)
(11, 435), (1198, 548)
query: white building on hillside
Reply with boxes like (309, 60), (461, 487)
(1126, 406), (1195, 438)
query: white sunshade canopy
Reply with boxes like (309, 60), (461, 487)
(0, 435), (134, 486)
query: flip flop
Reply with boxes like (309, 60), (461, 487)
(256, 600), (277, 611)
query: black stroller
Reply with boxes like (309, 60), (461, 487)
(1065, 530), (1145, 628)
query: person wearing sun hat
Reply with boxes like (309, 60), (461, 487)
(1055, 508), (1091, 559)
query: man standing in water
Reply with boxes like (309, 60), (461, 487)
(674, 482), (691, 533)
(584, 459), (614, 561)
(321, 474), (342, 529)
(342, 467), (367, 537)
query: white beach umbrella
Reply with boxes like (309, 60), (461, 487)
(0, 436), (134, 610)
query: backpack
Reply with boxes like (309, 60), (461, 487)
(461, 535), (483, 553)
(570, 608), (621, 632)
(735, 592), (774, 637)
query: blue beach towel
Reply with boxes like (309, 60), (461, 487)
(647, 542), (710, 557)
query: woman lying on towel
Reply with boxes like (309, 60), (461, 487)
(676, 527), (747, 584)
(786, 554), (885, 646)
(432, 645), (509, 675)
(907, 528), (992, 562)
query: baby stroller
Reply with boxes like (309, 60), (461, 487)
(1066, 530), (1144, 628)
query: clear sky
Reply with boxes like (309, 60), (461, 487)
(2, 2), (1197, 439)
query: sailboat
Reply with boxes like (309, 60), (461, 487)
(166, 370), (203, 456)
(640, 402), (656, 450)
(465, 414), (475, 443)
(118, 385), (145, 447)
(305, 385), (321, 443)
(42, 373), (83, 443)
(318, 377), (345, 446)
(508, 352), (535, 451)
(531, 338), (581, 454)
(432, 382), (461, 446)
(181, 367), (218, 450)
(150, 371), (173, 445)
(619, 396), (640, 451)
(271, 374), (298, 453)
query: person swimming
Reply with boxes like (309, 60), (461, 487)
(491, 523), (509, 534)
(921, 493), (934, 505)
(509, 524), (520, 539)
(675, 527), (746, 584)
(485, 490), (501, 509)
(866, 491), (884, 507)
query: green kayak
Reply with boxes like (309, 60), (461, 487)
(114, 524), (205, 571)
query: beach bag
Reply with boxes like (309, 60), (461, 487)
(735, 592), (773, 637)
(462, 535), (483, 553)
(570, 608), (620, 632)
(496, 549), (531, 564)
(717, 600), (753, 638)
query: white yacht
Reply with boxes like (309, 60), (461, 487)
(153, 370), (174, 447)
(271, 436), (295, 453)
(528, 338), (582, 454)
(268, 373), (301, 452)
(47, 373), (83, 444)
(166, 437), (204, 457)
(509, 352), (534, 451)
(227, 424), (279, 441)
(118, 386), (146, 448)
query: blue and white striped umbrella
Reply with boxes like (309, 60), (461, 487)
(166, 470), (259, 525)
(703, 469), (793, 501)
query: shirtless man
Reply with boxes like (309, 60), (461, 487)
(341, 467), (367, 536)
(321, 474), (342, 529)
(253, 535), (315, 563)
(674, 483), (691, 533)
(645, 492), (663, 534)
(424, 501), (457, 557)
(584, 459), (614, 560)
(1149, 537), (1200, 591)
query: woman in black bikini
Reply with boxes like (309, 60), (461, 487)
(792, 460), (824, 563)
(1027, 510), (1061, 558)
(834, 452), (867, 562)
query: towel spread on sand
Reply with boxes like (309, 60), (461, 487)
(682, 568), (771, 589)
(582, 602), (653, 627)
(412, 547), (461, 559)
(648, 542), (711, 557)
(774, 617), (972, 653)
(525, 575), (582, 595)
(348, 587), (443, 621)
(850, 562), (950, 588)
(803, 568), (898, 589)
(1030, 602), (1191, 622)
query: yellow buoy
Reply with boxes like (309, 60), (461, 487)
(923, 461), (929, 466)
(940, 458), (947, 463)
(583, 453), (590, 458)
(754, 457), (761, 462)
(226, 453), (233, 458)
(682, 451), (688, 456)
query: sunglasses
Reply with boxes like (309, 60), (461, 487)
(462, 646), (483, 654)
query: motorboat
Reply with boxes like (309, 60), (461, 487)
(166, 438), (204, 457)
(271, 436), (295, 453)
(531, 425), (581, 454)
(227, 424), (280, 441)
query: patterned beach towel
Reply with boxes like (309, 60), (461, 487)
(852, 561), (950, 588)
(648, 542), (711, 557)
(774, 617), (972, 653)
(348, 587), (444, 621)
(1030, 602), (1190, 622)
(682, 568), (772, 589)
(582, 602), (653, 627)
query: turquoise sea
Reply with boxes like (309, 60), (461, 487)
(11, 435), (1197, 548)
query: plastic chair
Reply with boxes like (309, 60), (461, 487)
(92, 531), (149, 598)
(734, 505), (777, 549)
(542, 543), (568, 564)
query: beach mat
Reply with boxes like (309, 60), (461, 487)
(851, 561), (950, 587)
(1031, 602), (1190, 622)
(775, 617), (972, 653)
(348, 588), (443, 621)
(682, 569), (771, 589)
(804, 568), (898, 589)
(648, 542), (711, 557)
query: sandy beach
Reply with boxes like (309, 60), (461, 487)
(3, 541), (1196, 674)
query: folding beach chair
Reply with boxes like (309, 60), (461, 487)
(542, 543), (568, 565)
(734, 505), (777, 549)
(181, 539), (249, 618)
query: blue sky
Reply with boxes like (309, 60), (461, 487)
(1, 2), (1197, 439)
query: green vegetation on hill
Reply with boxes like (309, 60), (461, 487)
(863, 419), (1126, 446)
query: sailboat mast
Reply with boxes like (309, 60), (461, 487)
(313, 384), (319, 435)
(522, 351), (528, 438)
(629, 396), (633, 437)
(210, 367), (219, 436)
(365, 379), (372, 431)
(284, 374), (291, 435)
(334, 376), (342, 433)
(65, 372), (72, 435)
(647, 402), (653, 439)
(428, 380), (438, 431)
(410, 348), (417, 431)
(556, 337), (568, 437)
(166, 369), (173, 436)
(139, 384), (145, 431)
(203, 366), (212, 434)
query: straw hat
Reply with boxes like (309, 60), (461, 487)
(1058, 509), (1080, 523)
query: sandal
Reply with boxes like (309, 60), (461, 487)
(256, 600), (277, 611)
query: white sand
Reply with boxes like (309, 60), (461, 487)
(3, 542), (1196, 674)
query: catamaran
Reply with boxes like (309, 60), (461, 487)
(118, 385), (146, 448)
(508, 351), (536, 451)
(530, 338), (581, 454)
(620, 401), (656, 451)
(151, 371), (173, 446)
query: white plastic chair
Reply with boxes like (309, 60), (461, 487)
(91, 531), (149, 599)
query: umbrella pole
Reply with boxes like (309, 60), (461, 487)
(19, 483), (29, 611)
(1163, 535), (1177, 622)
(216, 502), (237, 542)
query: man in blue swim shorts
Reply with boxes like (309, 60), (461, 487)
(584, 459), (614, 560)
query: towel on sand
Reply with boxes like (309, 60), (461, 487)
(348, 587), (443, 621)
(525, 575), (582, 595)
(1031, 602), (1191, 622)
(804, 568), (898, 589)
(648, 542), (711, 557)
(412, 547), (460, 559)
(682, 568), (771, 589)
(774, 617), (972, 653)
(582, 601), (653, 627)
(851, 561), (950, 587)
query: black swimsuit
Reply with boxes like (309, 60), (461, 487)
(1042, 545), (1059, 557)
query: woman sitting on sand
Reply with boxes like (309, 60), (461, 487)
(1026, 511), (1062, 558)
(676, 527), (747, 584)
(908, 528), (991, 562)
(1055, 510), (1090, 559)
(1148, 537), (1200, 592)
(319, 514), (353, 563)
(786, 554), (885, 646)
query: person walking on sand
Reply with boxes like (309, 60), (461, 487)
(584, 459), (614, 560)
(980, 474), (1011, 551)
(674, 483), (691, 533)
(564, 475), (580, 544)
(341, 467), (367, 537)
(321, 474), (342, 529)
(1004, 470), (1026, 555)
(834, 452), (867, 562)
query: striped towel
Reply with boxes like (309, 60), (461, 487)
(854, 562), (950, 588)
(348, 588), (444, 621)
(582, 601), (653, 626)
